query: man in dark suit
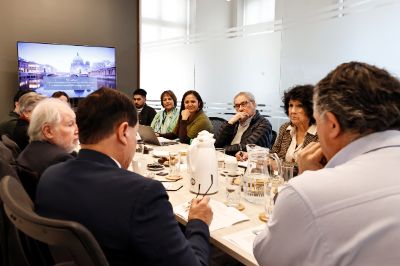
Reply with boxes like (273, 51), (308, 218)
(132, 88), (157, 125)
(0, 89), (34, 138)
(35, 88), (213, 265)
(16, 98), (78, 199)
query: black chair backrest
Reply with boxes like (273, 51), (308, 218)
(1, 135), (21, 159)
(270, 130), (277, 148)
(209, 117), (227, 140)
(0, 165), (28, 266)
(0, 176), (109, 266)
(0, 141), (14, 165)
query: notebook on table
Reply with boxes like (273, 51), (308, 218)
(138, 125), (178, 146)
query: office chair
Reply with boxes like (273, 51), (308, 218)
(0, 141), (14, 165)
(0, 164), (28, 266)
(270, 130), (277, 148)
(1, 135), (21, 159)
(0, 175), (109, 266)
(209, 117), (227, 140)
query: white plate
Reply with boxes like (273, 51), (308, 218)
(152, 150), (170, 158)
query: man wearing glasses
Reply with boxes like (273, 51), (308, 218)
(215, 91), (273, 156)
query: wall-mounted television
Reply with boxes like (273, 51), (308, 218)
(17, 42), (116, 98)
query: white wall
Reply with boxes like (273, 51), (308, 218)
(140, 0), (400, 131)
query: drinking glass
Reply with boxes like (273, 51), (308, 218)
(281, 163), (294, 182)
(215, 148), (226, 171)
(136, 141), (145, 154)
(264, 181), (277, 219)
(179, 149), (188, 165)
(178, 149), (188, 173)
(168, 151), (180, 179)
(226, 175), (241, 208)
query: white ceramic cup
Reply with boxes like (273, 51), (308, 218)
(132, 157), (147, 175)
(225, 158), (238, 175)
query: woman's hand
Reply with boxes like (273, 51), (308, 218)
(181, 109), (191, 120)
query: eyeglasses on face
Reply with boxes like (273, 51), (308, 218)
(233, 101), (251, 110)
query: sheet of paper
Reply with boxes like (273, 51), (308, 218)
(223, 224), (266, 255)
(174, 199), (249, 232)
(238, 160), (248, 169)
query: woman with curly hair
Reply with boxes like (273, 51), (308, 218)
(271, 85), (319, 166)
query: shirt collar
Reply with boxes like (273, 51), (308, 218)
(286, 124), (317, 138)
(307, 124), (317, 135)
(326, 130), (400, 168)
(110, 157), (121, 168)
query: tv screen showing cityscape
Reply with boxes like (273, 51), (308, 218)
(17, 42), (116, 98)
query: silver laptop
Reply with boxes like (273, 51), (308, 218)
(138, 125), (178, 146)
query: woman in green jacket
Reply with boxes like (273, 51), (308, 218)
(161, 90), (213, 144)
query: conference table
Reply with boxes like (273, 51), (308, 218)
(132, 143), (266, 266)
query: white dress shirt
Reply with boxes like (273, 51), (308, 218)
(253, 130), (400, 266)
(285, 124), (317, 162)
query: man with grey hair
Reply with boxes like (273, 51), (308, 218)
(215, 91), (272, 156)
(16, 98), (78, 199)
(253, 62), (400, 265)
(11, 92), (45, 150)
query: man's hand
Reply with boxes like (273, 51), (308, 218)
(188, 196), (213, 226)
(297, 142), (325, 174)
(181, 109), (191, 120)
(228, 112), (249, 124)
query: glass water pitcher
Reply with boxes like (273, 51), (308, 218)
(242, 144), (281, 204)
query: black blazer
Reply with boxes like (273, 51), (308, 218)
(35, 149), (210, 266)
(139, 104), (157, 126)
(16, 141), (74, 200)
(12, 118), (29, 150)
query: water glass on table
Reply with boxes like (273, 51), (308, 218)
(226, 175), (241, 208)
(215, 148), (225, 171)
(281, 163), (294, 182)
(168, 151), (180, 179)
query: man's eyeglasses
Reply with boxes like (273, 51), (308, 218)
(233, 101), (250, 110)
(196, 174), (214, 198)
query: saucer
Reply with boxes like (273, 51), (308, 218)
(165, 175), (182, 181)
(147, 163), (164, 171)
(258, 212), (269, 222)
(222, 170), (241, 177)
(152, 150), (170, 158)
(224, 202), (245, 211)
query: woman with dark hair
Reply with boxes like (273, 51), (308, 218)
(271, 84), (318, 165)
(161, 90), (213, 144)
(151, 90), (179, 134)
